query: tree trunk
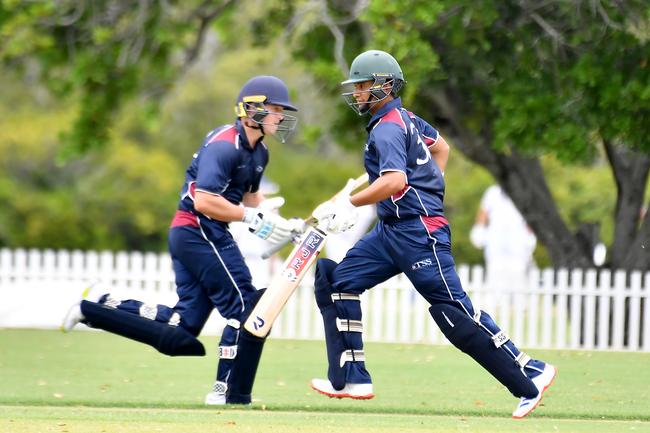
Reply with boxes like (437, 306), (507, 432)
(622, 209), (650, 271)
(604, 140), (650, 270)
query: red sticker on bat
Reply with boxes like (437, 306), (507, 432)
(285, 230), (325, 279)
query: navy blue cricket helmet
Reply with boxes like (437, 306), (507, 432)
(236, 75), (297, 112)
(234, 75), (298, 142)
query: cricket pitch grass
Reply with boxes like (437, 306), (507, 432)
(1, 329), (649, 433)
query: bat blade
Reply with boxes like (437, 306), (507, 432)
(244, 226), (327, 338)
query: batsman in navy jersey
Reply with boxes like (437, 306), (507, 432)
(309, 50), (557, 419)
(62, 75), (303, 405)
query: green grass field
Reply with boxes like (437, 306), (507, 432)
(1, 329), (649, 433)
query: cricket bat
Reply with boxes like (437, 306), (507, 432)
(243, 173), (369, 338)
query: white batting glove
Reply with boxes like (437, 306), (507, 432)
(243, 207), (295, 245)
(312, 180), (359, 234)
(258, 196), (285, 211)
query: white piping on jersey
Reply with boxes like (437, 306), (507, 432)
(423, 221), (519, 362)
(425, 133), (439, 148)
(197, 220), (245, 313)
(182, 181), (197, 202)
(379, 169), (407, 184)
(194, 187), (226, 196)
(380, 169), (408, 219)
(412, 188), (430, 217)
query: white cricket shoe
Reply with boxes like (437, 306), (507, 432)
(60, 303), (84, 333)
(512, 364), (557, 419)
(204, 381), (227, 405)
(60, 282), (105, 333)
(310, 378), (374, 400)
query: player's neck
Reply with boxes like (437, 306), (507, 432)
(369, 95), (394, 115)
(242, 122), (264, 148)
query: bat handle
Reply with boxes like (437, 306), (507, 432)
(261, 241), (288, 260)
(261, 229), (304, 259)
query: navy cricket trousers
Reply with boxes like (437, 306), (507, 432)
(333, 217), (475, 315)
(113, 225), (257, 336)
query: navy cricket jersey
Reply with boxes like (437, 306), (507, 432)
(171, 120), (268, 235)
(364, 98), (446, 224)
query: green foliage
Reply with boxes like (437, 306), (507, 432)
(0, 0), (644, 266)
(0, 71), (180, 251)
(0, 0), (224, 157)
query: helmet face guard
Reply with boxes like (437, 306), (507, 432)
(342, 74), (404, 115)
(235, 95), (297, 143)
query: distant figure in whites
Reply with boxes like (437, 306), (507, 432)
(325, 204), (376, 262)
(470, 184), (537, 308)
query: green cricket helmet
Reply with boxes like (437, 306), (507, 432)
(341, 50), (406, 115)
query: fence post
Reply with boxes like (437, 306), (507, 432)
(369, 281), (384, 342)
(555, 269), (569, 349)
(569, 268), (583, 350)
(583, 269), (597, 350)
(526, 267), (540, 348)
(399, 277), (412, 342)
(540, 268), (553, 348)
(641, 272), (650, 352)
(628, 271), (642, 351)
(611, 271), (627, 350)
(597, 269), (612, 350)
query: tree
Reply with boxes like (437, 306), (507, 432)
(1, 0), (234, 157)
(277, 0), (650, 270)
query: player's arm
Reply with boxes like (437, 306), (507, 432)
(194, 192), (246, 222)
(350, 171), (405, 207)
(242, 191), (264, 207)
(429, 134), (450, 174)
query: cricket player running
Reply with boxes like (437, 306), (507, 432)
(309, 50), (557, 419)
(62, 75), (304, 405)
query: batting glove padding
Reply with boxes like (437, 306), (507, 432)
(312, 179), (359, 234)
(243, 207), (297, 245)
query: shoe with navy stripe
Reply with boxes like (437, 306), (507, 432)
(512, 363), (557, 419)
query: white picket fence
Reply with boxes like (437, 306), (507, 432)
(1, 248), (649, 352)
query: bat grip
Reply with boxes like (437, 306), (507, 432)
(261, 240), (289, 260)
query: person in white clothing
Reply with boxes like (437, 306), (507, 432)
(470, 185), (536, 310)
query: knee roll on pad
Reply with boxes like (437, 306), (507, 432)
(429, 303), (537, 399)
(80, 300), (205, 356)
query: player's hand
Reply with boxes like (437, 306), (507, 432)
(312, 180), (359, 233)
(243, 207), (297, 244)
